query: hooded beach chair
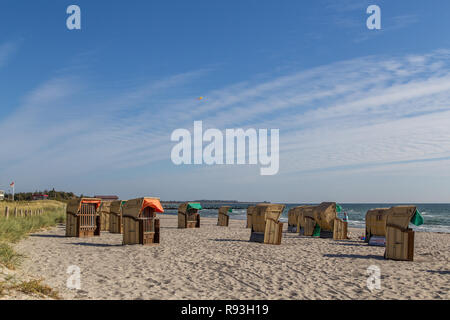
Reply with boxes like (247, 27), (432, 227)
(384, 206), (423, 261)
(250, 204), (285, 245)
(217, 206), (232, 227)
(109, 200), (126, 234)
(246, 206), (256, 228)
(122, 197), (164, 245)
(312, 202), (348, 240)
(178, 203), (202, 229)
(66, 198), (102, 238)
(365, 208), (389, 245)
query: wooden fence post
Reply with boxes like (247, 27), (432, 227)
(4, 207), (9, 219)
(14, 207), (17, 217)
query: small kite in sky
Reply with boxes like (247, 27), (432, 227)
(197, 97), (204, 101)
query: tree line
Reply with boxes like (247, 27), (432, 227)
(3, 189), (79, 201)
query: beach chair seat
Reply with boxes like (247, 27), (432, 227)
(385, 224), (415, 261)
(333, 218), (348, 240)
(302, 217), (317, 236)
(365, 208), (389, 245)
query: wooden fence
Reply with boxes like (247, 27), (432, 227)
(1, 206), (45, 219)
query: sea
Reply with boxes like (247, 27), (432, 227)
(163, 203), (450, 233)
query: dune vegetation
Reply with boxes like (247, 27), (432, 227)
(0, 201), (66, 269)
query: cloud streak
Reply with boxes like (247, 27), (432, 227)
(1, 50), (450, 201)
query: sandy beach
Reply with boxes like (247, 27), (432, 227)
(13, 215), (450, 300)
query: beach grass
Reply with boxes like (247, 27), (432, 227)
(0, 201), (66, 269)
(0, 277), (61, 299)
(0, 201), (65, 299)
(0, 199), (65, 212)
(10, 278), (61, 299)
(0, 243), (23, 270)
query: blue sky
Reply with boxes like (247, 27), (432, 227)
(1, 0), (450, 202)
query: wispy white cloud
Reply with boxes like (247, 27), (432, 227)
(2, 50), (450, 201)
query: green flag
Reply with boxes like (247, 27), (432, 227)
(228, 208), (233, 213)
(411, 209), (424, 226)
(336, 204), (343, 213)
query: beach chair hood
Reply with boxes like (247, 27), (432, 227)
(178, 202), (202, 213)
(386, 206), (418, 231)
(67, 198), (102, 215)
(313, 202), (337, 231)
(123, 197), (164, 219)
(313, 202), (337, 230)
(110, 200), (125, 216)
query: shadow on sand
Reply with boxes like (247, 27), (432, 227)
(30, 234), (66, 239)
(323, 253), (385, 260)
(209, 239), (249, 243)
(70, 242), (123, 248)
(426, 270), (450, 275)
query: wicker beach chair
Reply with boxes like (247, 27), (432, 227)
(384, 206), (420, 261)
(217, 206), (231, 227)
(65, 198), (102, 238)
(365, 208), (389, 245)
(313, 202), (348, 240)
(178, 203), (202, 229)
(122, 198), (164, 246)
(250, 204), (285, 245)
